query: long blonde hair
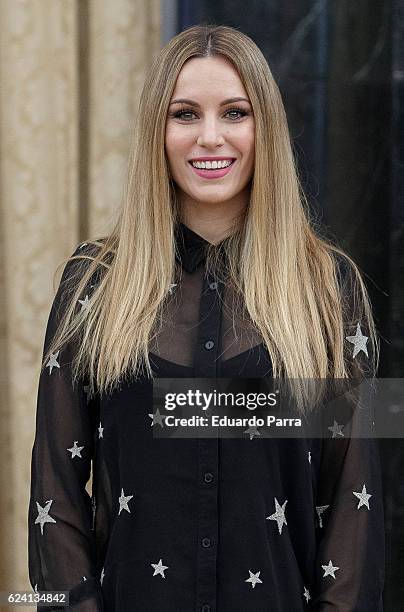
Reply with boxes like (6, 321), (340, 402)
(42, 24), (379, 414)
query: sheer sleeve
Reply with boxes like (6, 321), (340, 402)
(311, 256), (385, 610)
(28, 244), (104, 611)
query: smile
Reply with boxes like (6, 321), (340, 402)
(188, 159), (236, 179)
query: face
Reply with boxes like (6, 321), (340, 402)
(165, 55), (255, 211)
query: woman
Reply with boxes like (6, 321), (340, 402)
(28, 25), (384, 611)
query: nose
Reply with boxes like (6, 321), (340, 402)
(196, 115), (225, 147)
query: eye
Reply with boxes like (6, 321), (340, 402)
(226, 108), (248, 120)
(169, 107), (249, 121)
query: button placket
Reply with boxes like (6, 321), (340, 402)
(194, 270), (224, 612)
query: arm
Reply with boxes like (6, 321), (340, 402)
(312, 418), (385, 610)
(311, 256), (385, 610)
(28, 245), (104, 611)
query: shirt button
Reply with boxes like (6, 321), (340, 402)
(205, 340), (215, 350)
(201, 537), (212, 548)
(204, 472), (214, 484)
(209, 281), (218, 290)
(201, 606), (211, 612)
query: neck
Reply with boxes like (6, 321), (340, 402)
(179, 187), (249, 245)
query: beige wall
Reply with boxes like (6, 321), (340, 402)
(0, 0), (161, 600)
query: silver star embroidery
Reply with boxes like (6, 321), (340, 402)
(151, 559), (169, 578)
(316, 504), (330, 528)
(100, 566), (105, 586)
(321, 560), (339, 579)
(303, 586), (311, 603)
(35, 500), (56, 535)
(148, 408), (165, 427)
(308, 451), (312, 464)
(346, 322), (369, 358)
(46, 351), (60, 375)
(67, 440), (84, 459)
(353, 484), (372, 510)
(98, 422), (104, 438)
(266, 497), (288, 534)
(168, 283), (177, 295)
(328, 420), (344, 438)
(244, 425), (261, 440)
(245, 569), (262, 588)
(118, 488), (134, 515)
(78, 295), (91, 312)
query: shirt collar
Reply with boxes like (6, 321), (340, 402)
(175, 222), (211, 273)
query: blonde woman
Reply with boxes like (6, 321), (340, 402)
(28, 25), (384, 611)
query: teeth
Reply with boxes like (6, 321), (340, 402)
(191, 159), (233, 169)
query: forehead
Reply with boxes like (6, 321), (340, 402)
(171, 56), (248, 98)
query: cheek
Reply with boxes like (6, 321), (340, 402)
(165, 127), (180, 158)
(165, 127), (192, 154)
(242, 126), (255, 152)
(229, 125), (254, 155)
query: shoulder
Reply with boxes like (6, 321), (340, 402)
(333, 251), (357, 288)
(57, 237), (109, 297)
(333, 251), (364, 307)
(68, 237), (107, 264)
(62, 237), (108, 273)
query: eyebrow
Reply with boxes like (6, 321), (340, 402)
(169, 97), (251, 107)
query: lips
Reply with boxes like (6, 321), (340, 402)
(188, 159), (235, 169)
(188, 157), (237, 163)
(188, 159), (236, 179)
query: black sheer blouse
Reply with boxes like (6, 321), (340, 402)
(28, 223), (385, 611)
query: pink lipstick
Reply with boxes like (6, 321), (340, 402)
(188, 159), (236, 179)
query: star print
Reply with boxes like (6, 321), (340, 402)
(168, 283), (177, 295)
(303, 586), (311, 603)
(78, 294), (91, 312)
(266, 497), (288, 534)
(245, 569), (262, 588)
(100, 567), (105, 585)
(346, 322), (369, 358)
(98, 422), (104, 438)
(67, 440), (84, 459)
(316, 504), (330, 528)
(328, 420), (344, 438)
(35, 500), (56, 535)
(151, 559), (169, 578)
(321, 560), (339, 579)
(244, 425), (261, 440)
(148, 408), (165, 427)
(353, 484), (372, 510)
(46, 351), (60, 374)
(118, 488), (134, 515)
(308, 451), (312, 464)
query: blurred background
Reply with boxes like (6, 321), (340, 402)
(0, 0), (402, 609)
